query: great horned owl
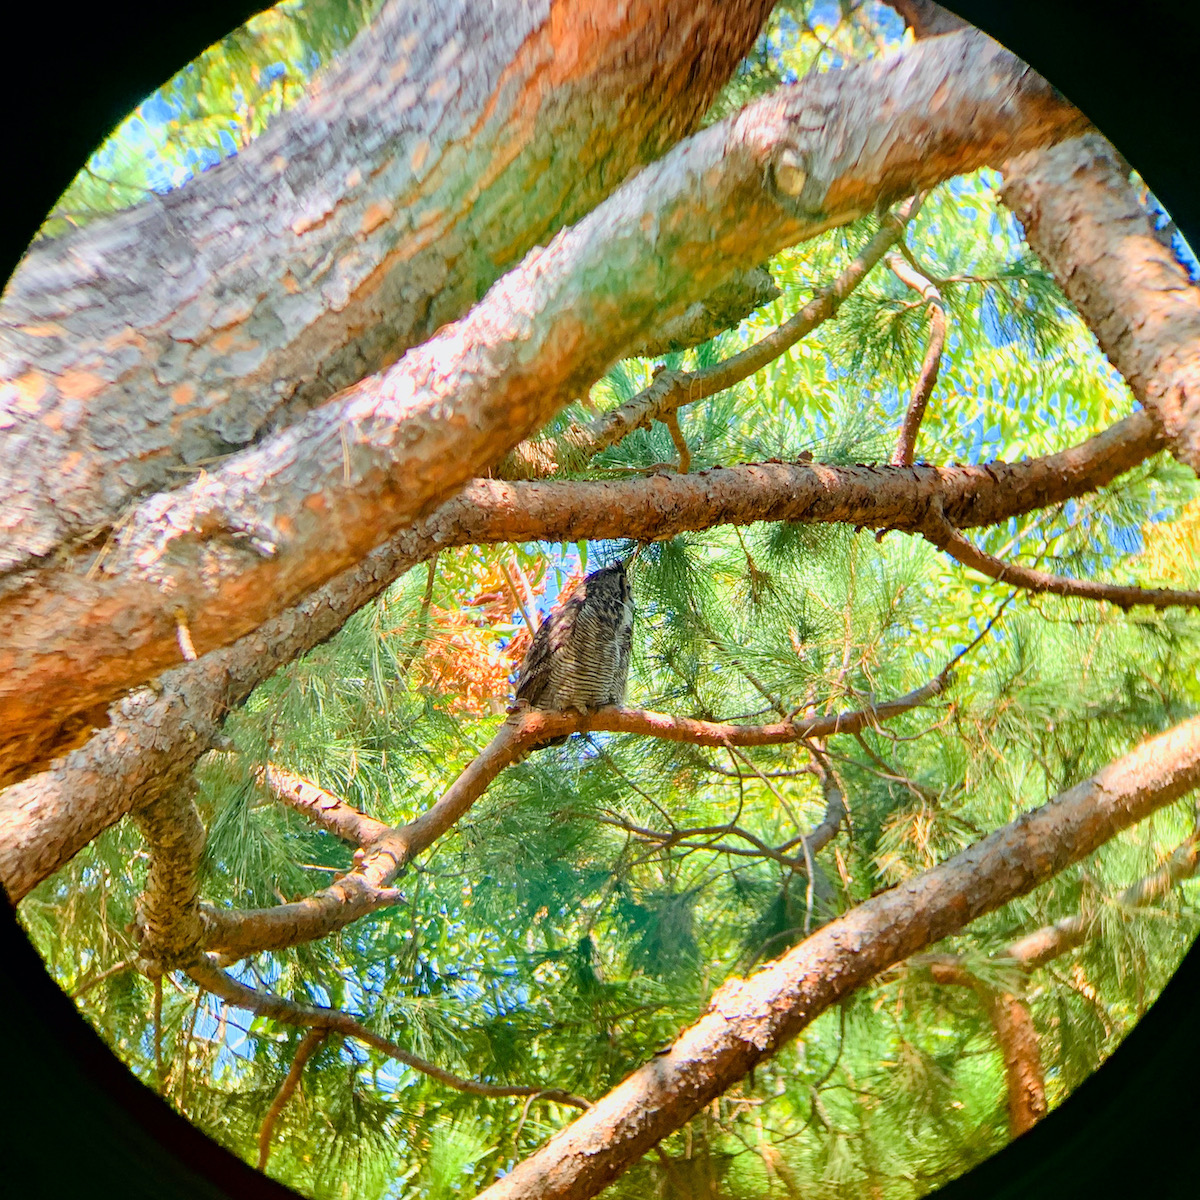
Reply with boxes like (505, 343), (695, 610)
(515, 560), (633, 742)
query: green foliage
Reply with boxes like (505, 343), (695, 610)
(17, 2), (1200, 1200)
(37, 0), (381, 240)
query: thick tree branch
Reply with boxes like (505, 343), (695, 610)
(1004, 821), (1200, 969)
(912, 819), (1200, 1136)
(0, 26), (1089, 783)
(0, 412), (1164, 895)
(883, 0), (969, 37)
(475, 713), (1200, 1200)
(1001, 133), (1200, 473)
(186, 959), (590, 1111)
(1, 0), (778, 581)
(130, 785), (208, 973)
(921, 503), (1200, 611)
(255, 761), (391, 848)
(625, 267), (783, 359)
(888, 250), (947, 466)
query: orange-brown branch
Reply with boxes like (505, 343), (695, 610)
(1002, 133), (1200, 473)
(475, 713), (1200, 1200)
(257, 1028), (327, 1171)
(921, 956), (1046, 1137)
(0, 27), (1088, 787)
(922, 505), (1200, 611)
(199, 680), (948, 962)
(889, 249), (947, 466)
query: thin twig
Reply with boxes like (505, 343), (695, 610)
(188, 959), (590, 1109)
(888, 249), (946, 466)
(258, 1028), (328, 1170)
(506, 194), (924, 476)
(923, 501), (1200, 612)
(499, 558), (537, 636)
(153, 975), (164, 1090)
(71, 958), (133, 999)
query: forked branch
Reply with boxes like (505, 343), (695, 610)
(200, 678), (949, 962)
(0, 410), (1164, 901)
(504, 195), (924, 480)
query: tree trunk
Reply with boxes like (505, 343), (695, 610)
(1001, 133), (1200, 473)
(0, 0), (776, 583)
(0, 22), (1087, 788)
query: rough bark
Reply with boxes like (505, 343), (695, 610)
(1005, 824), (1200, 969)
(1001, 133), (1200, 473)
(475, 713), (1200, 1200)
(0, 411), (1163, 894)
(624, 267), (782, 360)
(0, 0), (777, 580)
(502, 195), (921, 479)
(0, 25), (1090, 788)
(129, 785), (208, 972)
(256, 761), (392, 848)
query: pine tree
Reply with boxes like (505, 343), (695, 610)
(5, 3), (1200, 1200)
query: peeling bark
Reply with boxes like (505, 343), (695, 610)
(1001, 133), (1200, 473)
(0, 411), (1163, 893)
(0, 25), (1089, 788)
(473, 714), (1200, 1200)
(0, 0), (777, 579)
(255, 761), (392, 848)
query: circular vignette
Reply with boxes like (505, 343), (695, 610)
(1, 2), (1199, 1199)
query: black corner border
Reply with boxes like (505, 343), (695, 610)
(2, 1), (1199, 1197)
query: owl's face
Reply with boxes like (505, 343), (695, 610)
(593, 561), (631, 607)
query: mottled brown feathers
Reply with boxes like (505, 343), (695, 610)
(515, 561), (634, 744)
